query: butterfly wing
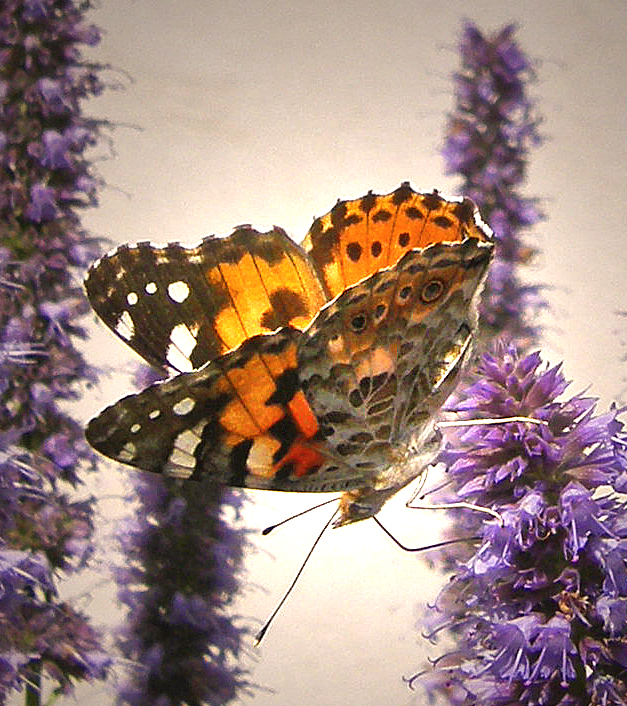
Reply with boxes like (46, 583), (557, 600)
(297, 237), (494, 477)
(301, 182), (491, 299)
(85, 327), (367, 492)
(85, 226), (326, 373)
(85, 185), (494, 501)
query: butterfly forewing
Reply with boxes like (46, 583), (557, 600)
(301, 182), (490, 300)
(85, 226), (326, 373)
(85, 326), (367, 492)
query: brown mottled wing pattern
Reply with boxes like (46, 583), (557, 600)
(85, 327), (365, 492)
(85, 226), (326, 373)
(301, 182), (490, 299)
(85, 183), (494, 499)
(297, 237), (494, 478)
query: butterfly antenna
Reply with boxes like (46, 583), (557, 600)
(372, 516), (480, 552)
(255, 506), (337, 646)
(261, 498), (338, 535)
(417, 475), (457, 499)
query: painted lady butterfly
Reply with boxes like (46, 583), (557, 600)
(85, 183), (493, 527)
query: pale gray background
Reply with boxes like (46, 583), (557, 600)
(31, 1), (627, 704)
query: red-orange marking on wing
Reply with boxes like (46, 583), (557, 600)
(274, 442), (325, 478)
(288, 391), (319, 439)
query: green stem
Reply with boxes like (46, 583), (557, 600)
(24, 659), (41, 706)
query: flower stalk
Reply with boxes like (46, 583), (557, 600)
(416, 24), (627, 704)
(0, 0), (111, 701)
(443, 23), (543, 349)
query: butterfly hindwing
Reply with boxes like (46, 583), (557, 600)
(85, 226), (326, 373)
(297, 238), (494, 474)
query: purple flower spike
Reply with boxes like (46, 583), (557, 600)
(412, 21), (627, 706)
(443, 23), (543, 350)
(416, 345), (627, 705)
(115, 475), (252, 705)
(1, 0), (112, 702)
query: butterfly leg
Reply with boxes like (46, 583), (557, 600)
(371, 516), (480, 553)
(405, 492), (503, 524)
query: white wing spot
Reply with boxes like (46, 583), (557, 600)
(175, 429), (201, 454)
(130, 423), (141, 434)
(164, 464), (194, 479)
(247, 436), (281, 477)
(118, 441), (136, 461)
(162, 422), (207, 476)
(145, 282), (157, 294)
(168, 280), (190, 303)
(114, 310), (134, 341)
(173, 397), (195, 416)
(126, 292), (138, 306)
(168, 445), (196, 469)
(149, 409), (161, 420)
(166, 323), (199, 372)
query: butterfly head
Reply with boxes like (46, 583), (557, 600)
(334, 487), (400, 527)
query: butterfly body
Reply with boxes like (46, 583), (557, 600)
(85, 184), (493, 526)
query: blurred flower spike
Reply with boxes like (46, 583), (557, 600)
(443, 22), (544, 349)
(115, 476), (252, 706)
(415, 345), (627, 705)
(0, 0), (111, 701)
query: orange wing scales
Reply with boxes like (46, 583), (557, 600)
(206, 227), (326, 350)
(301, 182), (489, 299)
(85, 327), (331, 489)
(85, 182), (495, 518)
(85, 226), (326, 373)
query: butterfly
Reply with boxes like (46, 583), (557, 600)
(85, 182), (494, 527)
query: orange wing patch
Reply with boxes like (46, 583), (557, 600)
(85, 327), (328, 489)
(202, 227), (326, 352)
(301, 182), (490, 299)
(85, 226), (326, 372)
